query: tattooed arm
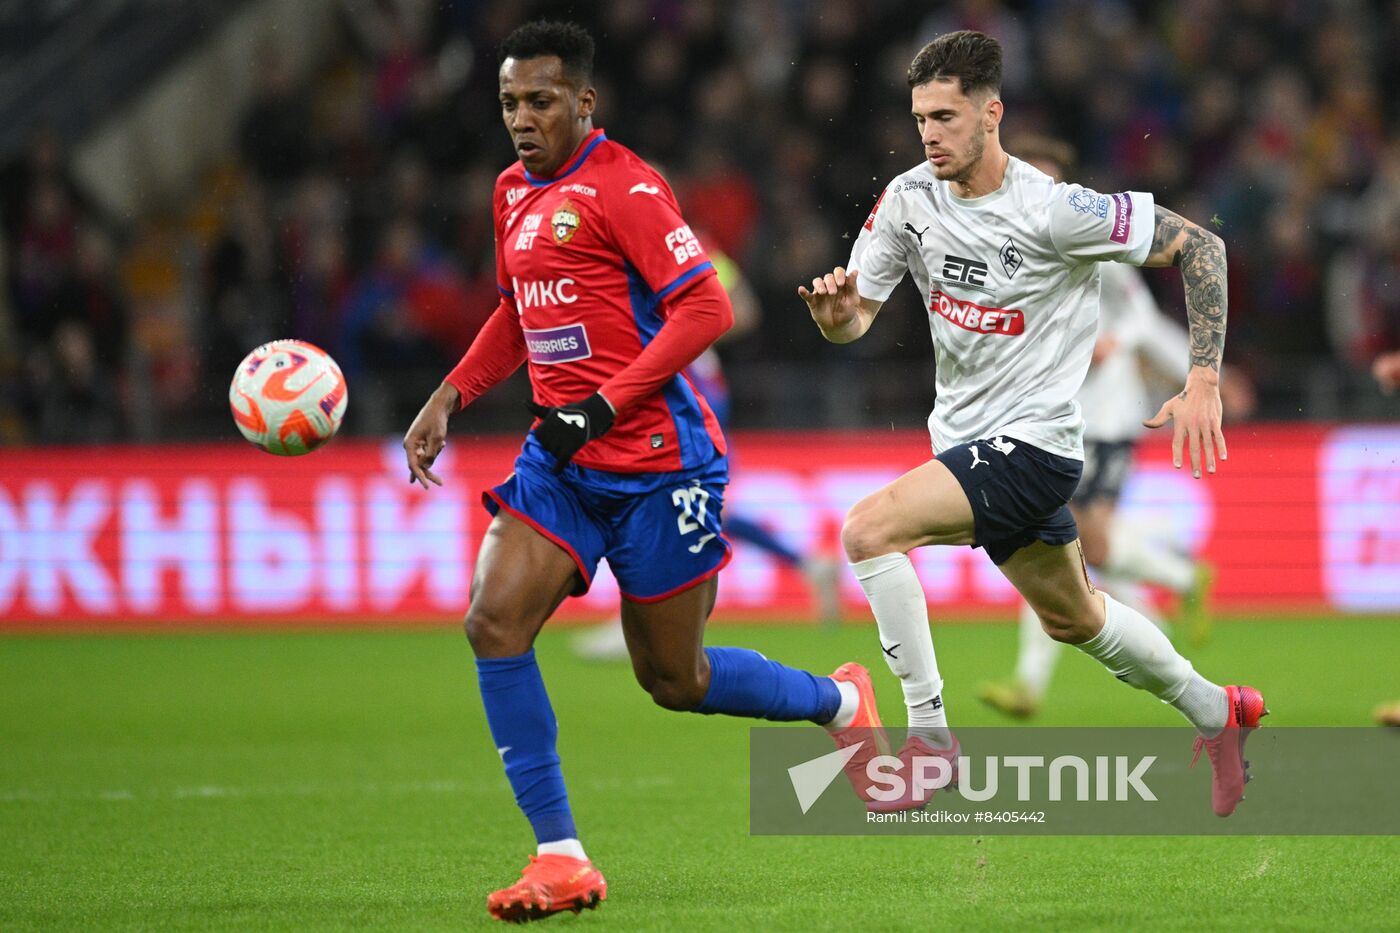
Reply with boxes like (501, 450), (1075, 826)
(1140, 206), (1227, 369)
(1140, 205), (1228, 478)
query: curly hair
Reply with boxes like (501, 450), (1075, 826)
(499, 20), (595, 86)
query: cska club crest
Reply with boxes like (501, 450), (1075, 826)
(551, 200), (581, 245)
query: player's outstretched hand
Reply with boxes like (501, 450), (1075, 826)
(1144, 370), (1227, 479)
(403, 383), (459, 489)
(526, 393), (616, 474)
(798, 266), (863, 341)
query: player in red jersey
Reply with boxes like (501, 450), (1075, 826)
(402, 22), (872, 922)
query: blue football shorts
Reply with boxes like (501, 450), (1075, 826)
(936, 435), (1084, 565)
(483, 436), (733, 602)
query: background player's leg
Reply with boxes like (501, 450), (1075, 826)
(841, 458), (973, 746)
(1104, 514), (1198, 591)
(467, 512), (587, 858)
(724, 514), (803, 567)
(724, 513), (842, 624)
(976, 599), (1063, 718)
(1073, 500), (1175, 636)
(998, 540), (1227, 735)
(1073, 499), (1115, 569)
(1104, 515), (1214, 643)
(1013, 600), (1061, 701)
(980, 498), (1107, 718)
(1087, 487), (1212, 643)
(620, 578), (850, 725)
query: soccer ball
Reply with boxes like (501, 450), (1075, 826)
(229, 340), (348, 456)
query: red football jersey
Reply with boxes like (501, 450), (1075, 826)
(491, 128), (726, 472)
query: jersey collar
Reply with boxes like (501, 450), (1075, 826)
(947, 155), (1015, 207)
(523, 128), (607, 187)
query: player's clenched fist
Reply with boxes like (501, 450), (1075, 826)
(526, 393), (616, 474)
(798, 266), (867, 343)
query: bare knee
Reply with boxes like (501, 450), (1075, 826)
(1036, 598), (1104, 645)
(841, 498), (896, 563)
(464, 602), (532, 658)
(642, 670), (708, 712)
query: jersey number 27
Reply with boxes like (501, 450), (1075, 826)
(671, 485), (715, 554)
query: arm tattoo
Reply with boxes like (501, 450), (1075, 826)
(1148, 207), (1186, 267)
(1151, 205), (1227, 370)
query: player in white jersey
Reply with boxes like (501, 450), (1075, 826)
(798, 31), (1265, 818)
(978, 137), (1218, 718)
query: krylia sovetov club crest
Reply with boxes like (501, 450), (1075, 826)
(552, 200), (581, 245)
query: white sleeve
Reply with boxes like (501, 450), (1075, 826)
(1139, 310), (1192, 383)
(1048, 184), (1155, 266)
(1100, 263), (1158, 347)
(1101, 263), (1190, 381)
(847, 186), (908, 302)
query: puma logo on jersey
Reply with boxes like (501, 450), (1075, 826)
(629, 182), (660, 195)
(969, 446), (988, 470)
(903, 222), (929, 245)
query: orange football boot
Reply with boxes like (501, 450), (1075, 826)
(1190, 685), (1268, 817)
(827, 662), (892, 803)
(486, 854), (606, 923)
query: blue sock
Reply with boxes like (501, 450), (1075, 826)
(725, 515), (803, 567)
(476, 650), (576, 844)
(696, 646), (841, 723)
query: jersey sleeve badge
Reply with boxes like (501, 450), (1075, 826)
(1067, 189), (1110, 219)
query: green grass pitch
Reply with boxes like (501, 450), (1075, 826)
(3, 617), (1398, 930)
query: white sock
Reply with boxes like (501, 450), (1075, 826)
(1014, 599), (1061, 700)
(1076, 591), (1227, 735)
(851, 553), (944, 713)
(824, 680), (861, 731)
(907, 696), (953, 748)
(538, 838), (588, 861)
(1173, 676), (1230, 738)
(1105, 518), (1196, 593)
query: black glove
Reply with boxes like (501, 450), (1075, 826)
(526, 393), (616, 473)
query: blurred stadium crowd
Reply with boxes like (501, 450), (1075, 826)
(2, 0), (1399, 444)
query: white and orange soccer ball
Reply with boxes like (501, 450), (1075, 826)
(229, 340), (347, 456)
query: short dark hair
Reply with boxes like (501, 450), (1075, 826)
(499, 20), (595, 86)
(907, 30), (1002, 97)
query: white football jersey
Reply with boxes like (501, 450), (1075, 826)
(848, 156), (1154, 460)
(1079, 263), (1190, 442)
